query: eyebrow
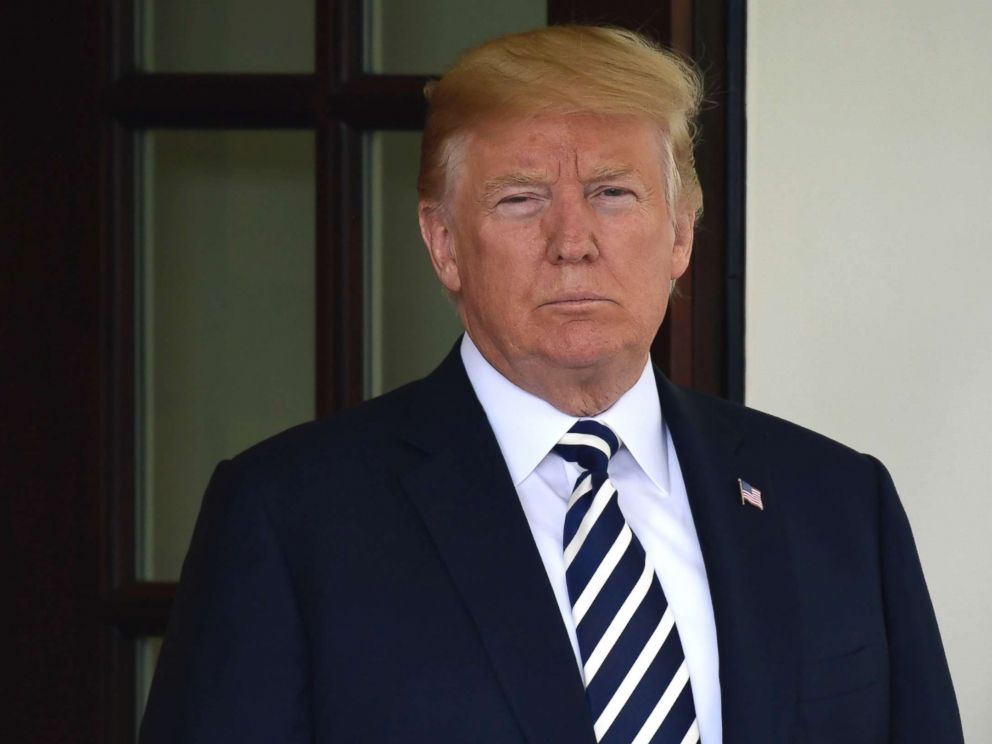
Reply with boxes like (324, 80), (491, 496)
(479, 165), (642, 201)
(479, 172), (551, 203)
(583, 165), (640, 183)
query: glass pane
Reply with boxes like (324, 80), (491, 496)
(136, 130), (316, 581)
(137, 0), (313, 72)
(366, 0), (546, 74)
(365, 131), (462, 396)
(136, 636), (163, 728)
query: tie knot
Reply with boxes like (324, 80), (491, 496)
(553, 419), (621, 474)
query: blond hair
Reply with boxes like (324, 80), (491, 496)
(418, 25), (704, 218)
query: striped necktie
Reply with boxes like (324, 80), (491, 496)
(554, 420), (699, 744)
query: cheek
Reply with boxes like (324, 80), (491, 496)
(470, 226), (544, 282)
(457, 246), (527, 322)
(620, 227), (677, 311)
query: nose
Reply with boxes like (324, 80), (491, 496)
(544, 192), (599, 264)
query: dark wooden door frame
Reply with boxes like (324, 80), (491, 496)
(3, 2), (105, 742)
(2, 1), (745, 741)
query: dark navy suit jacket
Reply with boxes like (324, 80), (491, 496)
(140, 345), (963, 743)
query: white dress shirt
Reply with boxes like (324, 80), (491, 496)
(460, 334), (723, 744)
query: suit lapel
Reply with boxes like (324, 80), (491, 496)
(397, 348), (597, 744)
(657, 373), (800, 743)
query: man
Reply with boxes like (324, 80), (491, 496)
(141, 26), (962, 744)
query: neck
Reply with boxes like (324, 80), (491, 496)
(530, 370), (643, 416)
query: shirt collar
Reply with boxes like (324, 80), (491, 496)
(460, 334), (670, 493)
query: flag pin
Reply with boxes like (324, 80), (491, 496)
(738, 478), (764, 511)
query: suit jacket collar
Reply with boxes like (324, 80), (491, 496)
(656, 371), (800, 742)
(396, 345), (597, 744)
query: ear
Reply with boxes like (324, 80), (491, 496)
(669, 210), (695, 280)
(418, 201), (462, 294)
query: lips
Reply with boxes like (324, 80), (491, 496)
(541, 291), (611, 305)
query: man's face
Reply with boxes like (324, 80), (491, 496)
(420, 113), (693, 387)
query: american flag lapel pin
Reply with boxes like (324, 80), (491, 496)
(738, 478), (764, 511)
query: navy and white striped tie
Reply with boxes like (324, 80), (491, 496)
(555, 420), (699, 744)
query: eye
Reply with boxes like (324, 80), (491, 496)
(598, 187), (633, 198)
(495, 192), (544, 216)
(592, 186), (638, 208)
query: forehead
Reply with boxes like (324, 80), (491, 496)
(458, 113), (664, 184)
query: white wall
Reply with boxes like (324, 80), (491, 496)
(747, 1), (992, 739)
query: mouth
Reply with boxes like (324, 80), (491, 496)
(540, 292), (612, 307)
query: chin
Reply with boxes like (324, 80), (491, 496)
(536, 329), (634, 370)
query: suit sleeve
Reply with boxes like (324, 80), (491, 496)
(139, 460), (311, 744)
(872, 457), (964, 742)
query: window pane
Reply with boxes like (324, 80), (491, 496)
(135, 636), (163, 729)
(365, 0), (546, 74)
(136, 130), (315, 581)
(365, 131), (462, 397)
(137, 0), (313, 72)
